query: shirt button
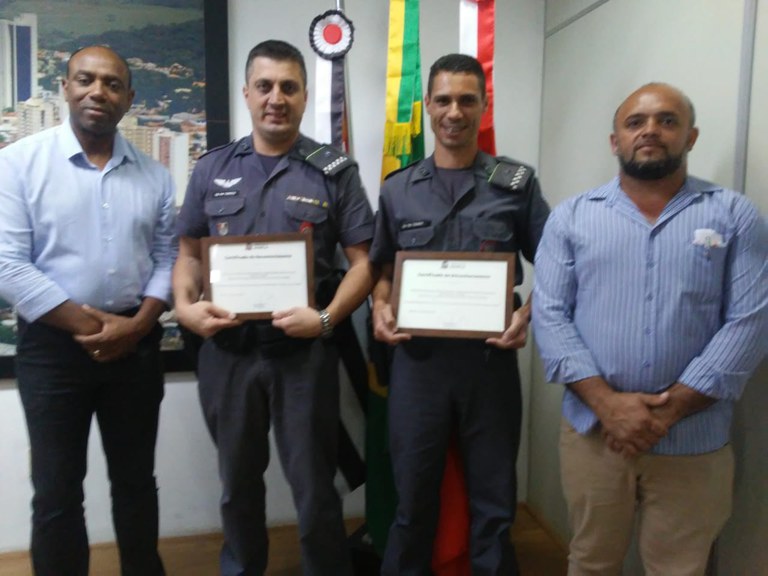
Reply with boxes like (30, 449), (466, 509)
(643, 361), (651, 368)
(107, 269), (116, 275)
(646, 294), (653, 301)
(106, 300), (114, 306)
(644, 328), (651, 335)
(102, 202), (110, 209)
(105, 237), (113, 242)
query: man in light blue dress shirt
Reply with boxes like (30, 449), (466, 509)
(533, 83), (767, 576)
(0, 46), (176, 575)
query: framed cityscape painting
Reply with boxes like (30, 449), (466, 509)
(0, 0), (230, 375)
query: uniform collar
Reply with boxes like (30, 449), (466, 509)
(234, 133), (309, 159)
(410, 151), (495, 184)
(234, 135), (254, 157)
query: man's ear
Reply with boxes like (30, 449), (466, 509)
(686, 126), (700, 151)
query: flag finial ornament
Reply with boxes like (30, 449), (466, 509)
(309, 10), (354, 60)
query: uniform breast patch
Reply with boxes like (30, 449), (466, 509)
(400, 220), (431, 230)
(213, 177), (242, 188)
(286, 195), (328, 209)
(212, 190), (239, 198)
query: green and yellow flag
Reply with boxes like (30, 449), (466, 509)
(366, 0), (425, 558)
(381, 0), (425, 179)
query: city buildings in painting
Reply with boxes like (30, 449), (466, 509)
(0, 3), (207, 354)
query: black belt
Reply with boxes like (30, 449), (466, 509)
(211, 321), (312, 357)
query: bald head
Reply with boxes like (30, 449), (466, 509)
(613, 83), (695, 131)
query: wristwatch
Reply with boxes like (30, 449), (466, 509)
(318, 308), (334, 339)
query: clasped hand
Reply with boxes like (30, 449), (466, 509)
(74, 305), (144, 362)
(599, 391), (672, 457)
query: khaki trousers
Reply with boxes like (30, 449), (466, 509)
(559, 419), (733, 576)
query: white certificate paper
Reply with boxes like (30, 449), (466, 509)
(203, 234), (313, 318)
(394, 253), (515, 338)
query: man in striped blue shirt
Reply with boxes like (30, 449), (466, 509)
(533, 83), (767, 576)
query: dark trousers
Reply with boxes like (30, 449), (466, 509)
(382, 339), (522, 576)
(15, 320), (166, 576)
(197, 337), (352, 576)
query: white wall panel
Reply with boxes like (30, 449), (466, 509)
(545, 0), (607, 34)
(716, 0), (768, 572)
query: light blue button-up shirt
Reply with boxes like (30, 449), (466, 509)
(533, 176), (767, 455)
(0, 122), (177, 322)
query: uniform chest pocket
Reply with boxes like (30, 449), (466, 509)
(472, 219), (514, 242)
(204, 197), (245, 217)
(398, 226), (435, 249)
(284, 200), (329, 225)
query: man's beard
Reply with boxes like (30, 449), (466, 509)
(619, 151), (684, 180)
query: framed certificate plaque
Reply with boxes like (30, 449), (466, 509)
(391, 250), (516, 339)
(201, 233), (315, 320)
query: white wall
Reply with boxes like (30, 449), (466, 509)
(0, 376), (223, 552)
(0, 0), (546, 554)
(715, 1), (768, 573)
(531, 2), (767, 575)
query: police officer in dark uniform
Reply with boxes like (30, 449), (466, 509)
(173, 40), (374, 576)
(371, 54), (550, 575)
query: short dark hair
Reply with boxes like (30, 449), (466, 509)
(427, 53), (486, 98)
(244, 40), (307, 87)
(66, 45), (132, 89)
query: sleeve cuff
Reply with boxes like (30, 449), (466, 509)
(143, 272), (173, 307)
(678, 360), (749, 401)
(541, 350), (601, 385)
(339, 223), (374, 247)
(15, 287), (70, 323)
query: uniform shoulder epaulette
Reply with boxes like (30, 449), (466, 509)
(300, 141), (356, 177)
(198, 138), (239, 160)
(488, 156), (534, 192)
(383, 159), (421, 181)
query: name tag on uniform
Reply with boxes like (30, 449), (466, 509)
(400, 220), (431, 231)
(213, 190), (239, 198)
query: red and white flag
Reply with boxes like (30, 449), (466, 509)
(459, 0), (496, 155)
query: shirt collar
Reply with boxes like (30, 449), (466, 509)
(59, 120), (135, 167)
(588, 175), (723, 205)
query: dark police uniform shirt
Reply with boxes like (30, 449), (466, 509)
(178, 134), (375, 295)
(370, 152), (550, 286)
